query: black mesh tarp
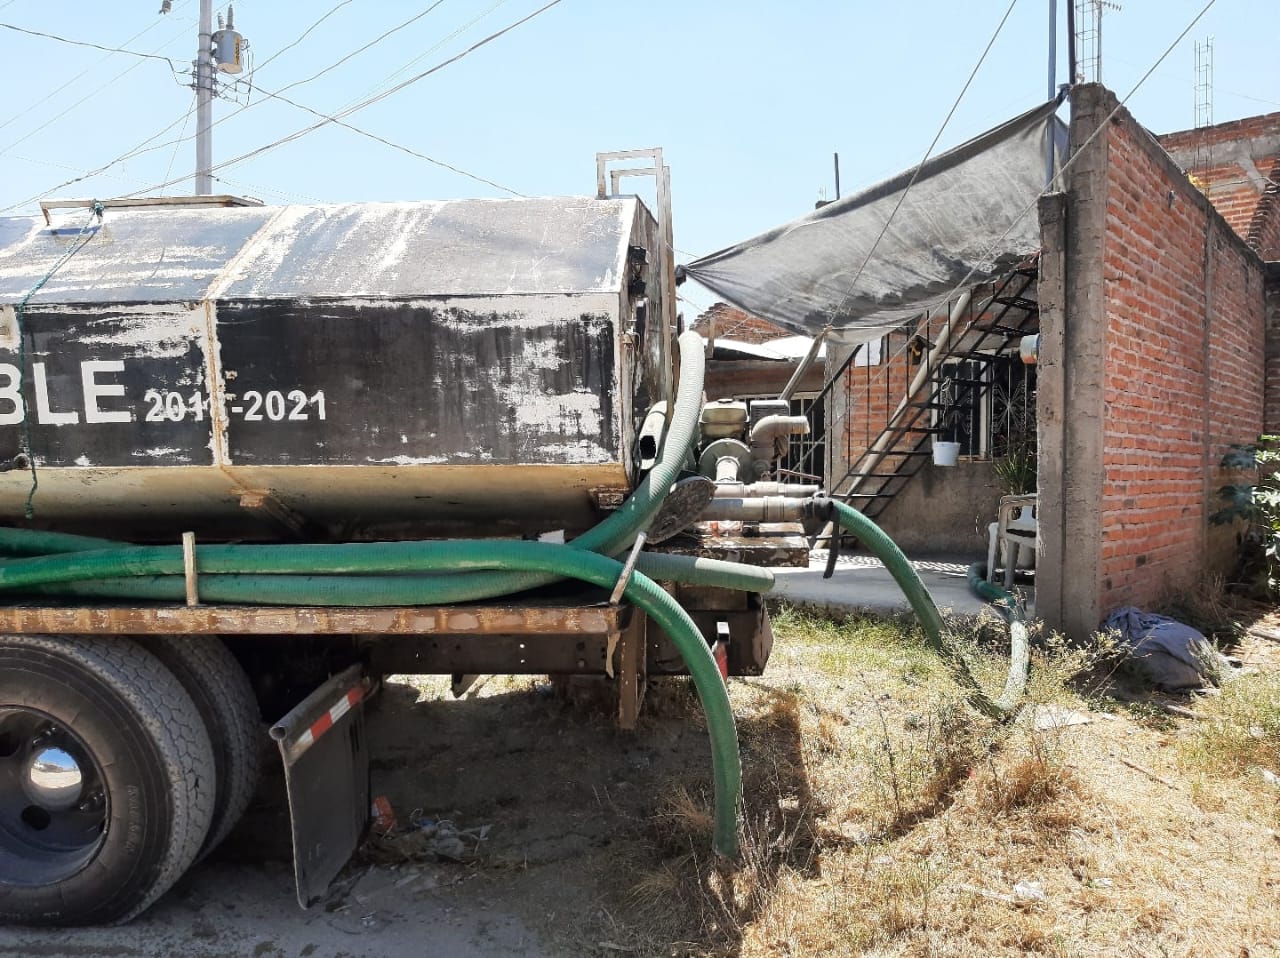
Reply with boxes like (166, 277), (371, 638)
(684, 100), (1067, 345)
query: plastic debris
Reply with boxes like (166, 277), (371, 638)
(1012, 880), (1046, 902)
(1029, 704), (1094, 731)
(370, 795), (397, 834)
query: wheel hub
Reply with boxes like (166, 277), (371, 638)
(0, 708), (107, 887)
(22, 746), (83, 812)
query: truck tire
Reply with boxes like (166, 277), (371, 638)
(0, 634), (215, 926)
(137, 636), (261, 858)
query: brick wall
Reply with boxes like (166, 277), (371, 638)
(1267, 266), (1280, 433)
(1053, 86), (1267, 629)
(1251, 156), (1280, 262)
(1158, 112), (1280, 261)
(692, 302), (791, 345)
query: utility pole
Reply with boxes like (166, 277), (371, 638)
(195, 0), (214, 194)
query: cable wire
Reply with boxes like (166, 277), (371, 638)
(121, 0), (564, 198)
(6, 0), (496, 210)
(252, 0), (352, 74)
(0, 21), (182, 68)
(338, 0), (508, 113)
(12, 201), (104, 517)
(920, 0), (1221, 327)
(826, 0), (1020, 323)
(804, 0), (1223, 455)
(266, 1), (447, 99)
(0, 10), (187, 135)
(247, 81), (524, 196)
(0, 21), (191, 160)
(1, 104), (198, 213)
(161, 93), (197, 190)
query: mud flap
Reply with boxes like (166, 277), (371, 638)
(269, 664), (376, 908)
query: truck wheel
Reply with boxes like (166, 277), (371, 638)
(0, 634), (215, 926)
(138, 636), (261, 858)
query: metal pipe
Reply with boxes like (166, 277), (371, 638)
(195, 0), (214, 195)
(702, 497), (808, 523)
(711, 482), (819, 499)
(714, 456), (741, 484)
(778, 326), (829, 403)
(1047, 0), (1058, 185)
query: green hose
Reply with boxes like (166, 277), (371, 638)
(0, 527), (121, 555)
(0, 538), (774, 599)
(0, 538), (743, 857)
(828, 499), (1024, 720)
(966, 562), (1030, 715)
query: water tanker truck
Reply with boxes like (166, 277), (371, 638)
(0, 153), (1015, 926)
(0, 147), (839, 925)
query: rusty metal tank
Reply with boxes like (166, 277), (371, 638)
(0, 196), (671, 540)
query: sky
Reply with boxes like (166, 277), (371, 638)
(0, 1), (1275, 316)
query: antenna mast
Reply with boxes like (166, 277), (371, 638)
(1073, 0), (1121, 84)
(1191, 36), (1214, 190)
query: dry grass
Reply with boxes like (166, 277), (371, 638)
(609, 604), (1280, 957)
(1181, 669), (1280, 778)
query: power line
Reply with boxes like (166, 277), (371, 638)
(943, 0), (1221, 301)
(248, 81), (524, 196)
(122, 0), (565, 198)
(0, 21), (181, 69)
(252, 0), (352, 74)
(338, 0), (509, 112)
(0, 10), (188, 134)
(267, 1), (447, 100)
(810, 0), (1221, 450)
(0, 22), (190, 159)
(6, 0), (480, 210)
(1, 104), (198, 212)
(162, 93), (198, 189)
(6, 151), (168, 192)
(829, 0), (1021, 325)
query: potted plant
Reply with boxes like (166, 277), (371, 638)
(932, 392), (962, 466)
(991, 439), (1037, 495)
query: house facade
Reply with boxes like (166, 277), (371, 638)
(826, 85), (1277, 638)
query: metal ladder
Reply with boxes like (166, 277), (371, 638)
(824, 264), (1040, 521)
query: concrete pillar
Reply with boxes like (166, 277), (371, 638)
(1036, 84), (1114, 640)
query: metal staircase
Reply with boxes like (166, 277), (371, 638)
(821, 263), (1040, 521)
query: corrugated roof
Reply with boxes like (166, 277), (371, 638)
(0, 196), (639, 304)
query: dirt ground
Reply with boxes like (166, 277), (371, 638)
(0, 674), (719, 958)
(2, 605), (1279, 957)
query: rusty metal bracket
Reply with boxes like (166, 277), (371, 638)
(237, 489), (309, 537)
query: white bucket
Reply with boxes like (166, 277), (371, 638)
(932, 440), (961, 467)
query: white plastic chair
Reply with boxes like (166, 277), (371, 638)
(986, 493), (1037, 588)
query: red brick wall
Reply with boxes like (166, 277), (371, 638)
(1158, 112), (1280, 260)
(1250, 155), (1280, 261)
(692, 303), (790, 345)
(1267, 270), (1280, 433)
(1098, 104), (1266, 612)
